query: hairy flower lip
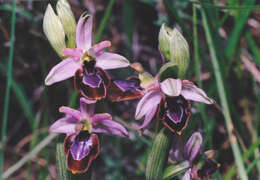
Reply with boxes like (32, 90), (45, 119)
(64, 132), (100, 174)
(158, 96), (191, 134)
(107, 76), (143, 102)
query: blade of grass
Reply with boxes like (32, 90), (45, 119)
(191, 1), (260, 10)
(0, 4), (34, 20)
(2, 134), (57, 179)
(123, 0), (134, 59)
(0, 63), (35, 127)
(245, 31), (260, 67)
(200, 7), (248, 180)
(224, 0), (256, 59)
(0, 1), (16, 179)
(94, 0), (115, 43)
(224, 137), (260, 179)
(192, 4), (208, 135)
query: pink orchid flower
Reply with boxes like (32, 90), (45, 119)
(170, 132), (219, 180)
(45, 13), (130, 100)
(49, 97), (128, 173)
(135, 77), (214, 134)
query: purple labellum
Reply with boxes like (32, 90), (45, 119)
(158, 96), (191, 134)
(166, 104), (184, 124)
(64, 131), (100, 174)
(83, 70), (102, 88)
(108, 77), (143, 102)
(113, 79), (141, 92)
(70, 131), (93, 161)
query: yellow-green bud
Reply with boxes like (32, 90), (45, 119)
(56, 0), (76, 48)
(158, 24), (190, 77)
(158, 24), (172, 61)
(43, 4), (66, 57)
(170, 28), (190, 77)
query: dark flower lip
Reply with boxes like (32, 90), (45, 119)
(197, 159), (220, 179)
(107, 77), (143, 102)
(157, 96), (191, 134)
(74, 67), (110, 100)
(64, 131), (100, 174)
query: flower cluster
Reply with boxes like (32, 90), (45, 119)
(43, 1), (218, 178)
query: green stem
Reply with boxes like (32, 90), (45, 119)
(192, 4), (208, 136)
(56, 143), (71, 180)
(0, 1), (16, 179)
(94, 0), (115, 43)
(200, 7), (248, 180)
(146, 128), (172, 180)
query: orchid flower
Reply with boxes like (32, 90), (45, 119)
(107, 76), (143, 102)
(135, 75), (214, 134)
(45, 13), (130, 100)
(169, 132), (219, 180)
(49, 97), (128, 173)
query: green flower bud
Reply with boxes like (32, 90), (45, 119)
(43, 4), (66, 57)
(170, 28), (190, 77)
(158, 24), (190, 77)
(56, 0), (76, 48)
(158, 24), (172, 61)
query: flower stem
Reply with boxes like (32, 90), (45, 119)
(146, 128), (172, 180)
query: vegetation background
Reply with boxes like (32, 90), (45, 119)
(0, 0), (260, 179)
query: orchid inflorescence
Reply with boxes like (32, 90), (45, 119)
(43, 0), (218, 179)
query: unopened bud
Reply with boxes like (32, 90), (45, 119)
(170, 28), (190, 77)
(158, 24), (172, 61)
(56, 0), (76, 48)
(158, 24), (190, 77)
(43, 4), (66, 57)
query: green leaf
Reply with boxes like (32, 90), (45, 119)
(56, 143), (71, 180)
(163, 160), (190, 180)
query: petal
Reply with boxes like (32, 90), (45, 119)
(181, 82), (214, 104)
(76, 14), (93, 50)
(169, 135), (184, 162)
(67, 133), (100, 174)
(80, 97), (96, 117)
(184, 132), (202, 163)
(92, 118), (128, 137)
(135, 90), (163, 120)
(92, 40), (111, 55)
(49, 116), (78, 134)
(107, 78), (143, 102)
(62, 48), (83, 61)
(160, 78), (182, 97)
(138, 105), (157, 129)
(95, 52), (130, 70)
(91, 113), (112, 125)
(45, 57), (81, 86)
(59, 106), (82, 121)
(182, 169), (191, 180)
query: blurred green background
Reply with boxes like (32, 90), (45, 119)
(0, 0), (260, 179)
